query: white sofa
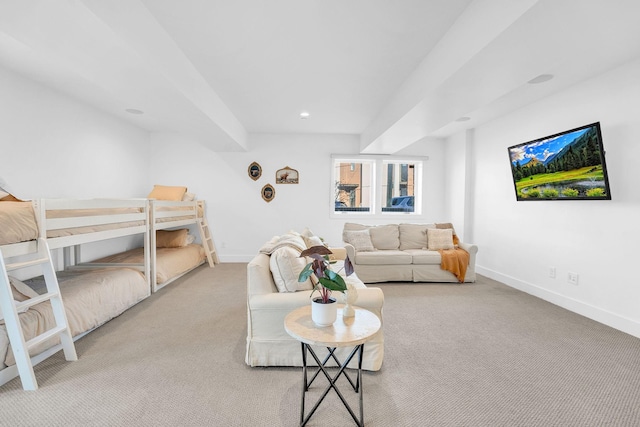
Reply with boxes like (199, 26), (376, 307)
(246, 234), (385, 371)
(343, 223), (478, 284)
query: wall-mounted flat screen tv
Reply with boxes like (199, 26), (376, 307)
(508, 122), (611, 201)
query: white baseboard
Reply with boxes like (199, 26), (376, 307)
(476, 266), (640, 339)
(217, 254), (254, 263)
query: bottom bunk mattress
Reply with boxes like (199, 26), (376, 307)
(0, 267), (148, 368)
(95, 244), (206, 284)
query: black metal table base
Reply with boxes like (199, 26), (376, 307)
(299, 342), (365, 427)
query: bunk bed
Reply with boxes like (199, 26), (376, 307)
(0, 198), (151, 390)
(1, 189), (217, 390)
(82, 199), (216, 292)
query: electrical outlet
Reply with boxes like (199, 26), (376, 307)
(549, 267), (556, 278)
(568, 272), (579, 285)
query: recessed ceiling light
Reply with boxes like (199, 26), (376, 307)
(125, 108), (144, 115)
(455, 116), (471, 122)
(527, 74), (554, 84)
(299, 111), (310, 119)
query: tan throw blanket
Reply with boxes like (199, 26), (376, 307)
(439, 248), (470, 283)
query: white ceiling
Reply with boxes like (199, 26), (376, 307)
(1, 0), (640, 153)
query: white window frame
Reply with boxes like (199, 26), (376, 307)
(331, 155), (424, 217)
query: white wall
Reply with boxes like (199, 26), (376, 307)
(148, 133), (447, 262)
(450, 58), (640, 337)
(0, 66), (150, 199)
(0, 65), (151, 265)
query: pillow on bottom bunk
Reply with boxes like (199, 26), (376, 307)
(156, 229), (194, 248)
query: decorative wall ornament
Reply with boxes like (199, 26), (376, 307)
(276, 166), (299, 184)
(248, 162), (262, 181)
(261, 183), (275, 202)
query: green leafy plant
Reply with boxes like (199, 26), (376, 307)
(562, 188), (579, 197)
(542, 188), (559, 198)
(298, 245), (354, 304)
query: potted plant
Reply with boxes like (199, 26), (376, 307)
(298, 245), (354, 326)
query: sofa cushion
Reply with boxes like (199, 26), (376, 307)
(404, 249), (442, 265)
(369, 224), (399, 250)
(427, 228), (455, 250)
(344, 229), (376, 252)
(355, 250), (412, 265)
(269, 246), (314, 292)
(398, 223), (434, 250)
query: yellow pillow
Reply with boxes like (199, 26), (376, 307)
(148, 185), (187, 201)
(156, 229), (189, 248)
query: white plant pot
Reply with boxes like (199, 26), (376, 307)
(311, 297), (337, 326)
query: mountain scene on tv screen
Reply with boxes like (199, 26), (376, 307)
(510, 126), (608, 199)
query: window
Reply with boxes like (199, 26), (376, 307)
(381, 161), (418, 213)
(332, 156), (423, 215)
(333, 159), (374, 212)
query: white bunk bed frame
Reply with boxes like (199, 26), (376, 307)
(148, 199), (217, 292)
(64, 199), (217, 293)
(0, 198), (151, 390)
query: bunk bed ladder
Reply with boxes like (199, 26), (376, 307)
(0, 238), (78, 390)
(198, 215), (219, 267)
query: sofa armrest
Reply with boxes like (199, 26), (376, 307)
(247, 253), (277, 296)
(344, 243), (356, 263)
(328, 247), (346, 261)
(458, 242), (478, 275)
(458, 242), (478, 255)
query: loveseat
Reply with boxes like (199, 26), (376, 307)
(343, 223), (478, 284)
(246, 230), (385, 371)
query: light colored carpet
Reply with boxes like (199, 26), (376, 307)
(1, 264), (639, 426)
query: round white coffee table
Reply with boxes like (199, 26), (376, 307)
(284, 305), (381, 427)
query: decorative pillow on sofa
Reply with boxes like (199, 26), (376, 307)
(369, 224), (399, 250)
(342, 222), (368, 242)
(436, 222), (460, 246)
(156, 229), (190, 248)
(344, 229), (375, 252)
(427, 228), (455, 250)
(301, 227), (324, 248)
(269, 246), (313, 292)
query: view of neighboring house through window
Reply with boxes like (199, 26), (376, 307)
(333, 159), (374, 212)
(332, 156), (423, 215)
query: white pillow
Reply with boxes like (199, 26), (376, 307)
(269, 246), (313, 292)
(427, 228), (454, 250)
(344, 229), (375, 252)
(301, 227), (324, 248)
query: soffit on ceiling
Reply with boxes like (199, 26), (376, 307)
(1, 0), (640, 153)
